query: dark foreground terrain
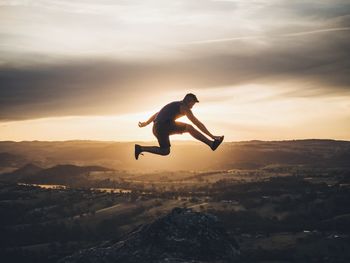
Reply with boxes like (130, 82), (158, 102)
(1, 140), (350, 262)
(1, 167), (350, 262)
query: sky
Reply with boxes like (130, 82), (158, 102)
(0, 0), (350, 141)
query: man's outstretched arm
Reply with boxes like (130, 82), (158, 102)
(138, 112), (158, 127)
(186, 110), (217, 139)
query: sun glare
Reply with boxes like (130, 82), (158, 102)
(1, 84), (350, 142)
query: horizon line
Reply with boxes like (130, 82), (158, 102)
(0, 138), (349, 143)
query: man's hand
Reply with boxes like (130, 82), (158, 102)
(138, 121), (147, 128)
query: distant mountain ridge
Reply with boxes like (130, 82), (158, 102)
(0, 152), (27, 167)
(0, 163), (42, 182)
(0, 139), (349, 171)
(0, 163), (113, 185)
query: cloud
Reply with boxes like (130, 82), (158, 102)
(1, 23), (349, 121)
(1, 1), (350, 121)
(183, 27), (350, 44)
(281, 26), (350, 37)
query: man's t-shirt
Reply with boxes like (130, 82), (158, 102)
(154, 101), (184, 123)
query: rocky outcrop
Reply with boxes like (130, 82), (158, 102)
(61, 207), (240, 263)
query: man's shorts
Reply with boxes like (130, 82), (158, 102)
(152, 121), (188, 148)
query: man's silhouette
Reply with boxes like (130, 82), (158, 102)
(135, 93), (224, 159)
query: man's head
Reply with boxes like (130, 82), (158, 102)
(183, 93), (199, 108)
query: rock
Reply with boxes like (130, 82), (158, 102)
(60, 207), (240, 263)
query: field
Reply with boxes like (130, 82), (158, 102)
(1, 140), (350, 262)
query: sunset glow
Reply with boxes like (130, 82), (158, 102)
(1, 0), (350, 141)
(1, 84), (349, 141)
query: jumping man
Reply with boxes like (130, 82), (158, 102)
(135, 93), (224, 160)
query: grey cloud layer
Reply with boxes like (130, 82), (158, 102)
(1, 25), (350, 121)
(1, 0), (350, 120)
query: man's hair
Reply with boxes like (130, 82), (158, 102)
(183, 93), (199, 103)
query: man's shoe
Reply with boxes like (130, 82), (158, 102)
(211, 136), (224, 151)
(135, 144), (143, 160)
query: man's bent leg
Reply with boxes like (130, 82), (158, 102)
(185, 125), (213, 148)
(139, 146), (170, 156)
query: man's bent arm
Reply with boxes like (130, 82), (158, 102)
(146, 112), (158, 124)
(186, 111), (215, 139)
(139, 112), (158, 127)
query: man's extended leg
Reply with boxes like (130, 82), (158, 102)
(185, 124), (224, 151)
(185, 125), (213, 147)
(135, 144), (170, 159)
